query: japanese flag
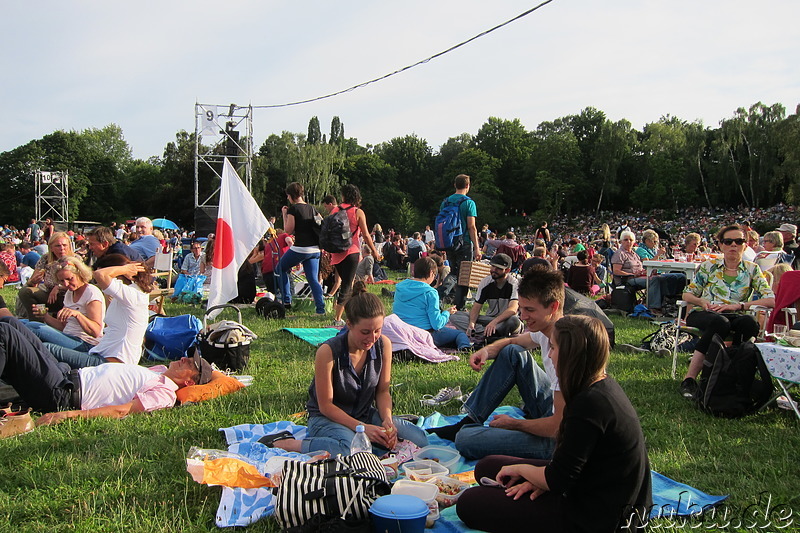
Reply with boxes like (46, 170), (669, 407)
(207, 158), (269, 314)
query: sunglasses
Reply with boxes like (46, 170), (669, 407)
(720, 238), (746, 246)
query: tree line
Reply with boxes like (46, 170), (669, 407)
(1, 102), (797, 234)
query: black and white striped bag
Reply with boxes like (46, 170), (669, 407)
(274, 452), (390, 531)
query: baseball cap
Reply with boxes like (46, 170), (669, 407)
(776, 223), (797, 235)
(489, 253), (512, 269)
(193, 351), (214, 385)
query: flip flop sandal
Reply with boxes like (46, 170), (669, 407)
(257, 430), (294, 448)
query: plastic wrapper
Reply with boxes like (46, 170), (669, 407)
(186, 447), (277, 488)
(186, 447), (332, 489)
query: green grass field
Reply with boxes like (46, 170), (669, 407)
(0, 283), (798, 533)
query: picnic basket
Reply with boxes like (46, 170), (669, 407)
(197, 305), (253, 371)
(457, 261), (492, 289)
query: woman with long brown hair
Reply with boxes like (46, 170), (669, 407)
(265, 281), (428, 456)
(456, 315), (652, 532)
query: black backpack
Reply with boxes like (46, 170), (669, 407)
(697, 335), (773, 418)
(319, 205), (354, 253)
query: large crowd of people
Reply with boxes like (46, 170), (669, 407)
(1, 183), (797, 532)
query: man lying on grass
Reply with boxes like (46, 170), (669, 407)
(0, 316), (214, 426)
(430, 265), (564, 460)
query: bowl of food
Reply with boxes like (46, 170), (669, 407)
(426, 475), (470, 507)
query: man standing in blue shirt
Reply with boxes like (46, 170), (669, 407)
(438, 174), (480, 310)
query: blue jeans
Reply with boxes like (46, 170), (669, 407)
(437, 246), (474, 310)
(22, 321), (93, 352)
(0, 316), (72, 413)
(431, 327), (471, 350)
(302, 409), (429, 456)
(628, 273), (686, 309)
(46, 343), (106, 369)
(455, 344), (555, 460)
(278, 249), (325, 314)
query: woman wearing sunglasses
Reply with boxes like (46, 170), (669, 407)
(679, 225), (774, 399)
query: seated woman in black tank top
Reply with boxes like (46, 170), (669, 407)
(269, 282), (429, 456)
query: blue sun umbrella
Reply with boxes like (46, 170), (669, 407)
(151, 218), (179, 230)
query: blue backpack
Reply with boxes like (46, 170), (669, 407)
(434, 196), (468, 252)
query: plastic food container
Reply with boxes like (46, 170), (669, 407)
(426, 475), (471, 508)
(392, 479), (439, 526)
(412, 445), (462, 474)
(370, 494), (428, 533)
(401, 459), (449, 482)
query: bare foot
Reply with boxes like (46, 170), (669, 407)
(272, 438), (303, 453)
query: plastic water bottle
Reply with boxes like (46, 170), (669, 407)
(350, 425), (371, 455)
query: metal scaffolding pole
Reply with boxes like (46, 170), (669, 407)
(35, 170), (69, 225)
(193, 103), (253, 209)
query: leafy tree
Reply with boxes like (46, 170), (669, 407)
(329, 116), (344, 146)
(307, 116), (322, 145)
(591, 118), (636, 212)
(374, 134), (437, 218)
(444, 148), (503, 229)
(339, 153), (402, 229)
(632, 116), (694, 210)
(775, 105), (800, 203)
(296, 142), (344, 205)
(527, 128), (584, 214)
(396, 198), (422, 235)
(473, 117), (534, 214)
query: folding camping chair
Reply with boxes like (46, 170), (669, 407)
(149, 249), (175, 315)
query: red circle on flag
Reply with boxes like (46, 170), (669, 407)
(213, 219), (235, 269)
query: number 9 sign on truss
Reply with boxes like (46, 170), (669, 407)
(200, 105), (218, 137)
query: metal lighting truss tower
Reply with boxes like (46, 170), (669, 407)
(35, 170), (69, 224)
(193, 102), (254, 208)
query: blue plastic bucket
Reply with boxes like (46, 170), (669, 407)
(370, 494), (428, 533)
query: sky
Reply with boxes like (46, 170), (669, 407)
(2, 0), (798, 161)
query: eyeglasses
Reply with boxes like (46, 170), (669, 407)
(720, 238), (746, 246)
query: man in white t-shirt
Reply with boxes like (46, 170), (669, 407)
(430, 265), (565, 460)
(0, 316), (214, 425)
(423, 225), (435, 249)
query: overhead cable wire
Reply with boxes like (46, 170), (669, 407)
(252, 0), (555, 109)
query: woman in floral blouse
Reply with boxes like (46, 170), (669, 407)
(679, 225), (774, 399)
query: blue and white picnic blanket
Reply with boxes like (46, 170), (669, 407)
(214, 412), (727, 528)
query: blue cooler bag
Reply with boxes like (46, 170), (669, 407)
(144, 314), (202, 361)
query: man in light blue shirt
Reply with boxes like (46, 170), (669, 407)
(129, 217), (161, 262)
(181, 242), (205, 276)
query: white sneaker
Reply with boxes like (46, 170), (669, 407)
(420, 386), (463, 407)
(459, 391), (472, 414)
(777, 395), (798, 411)
(332, 319), (346, 327)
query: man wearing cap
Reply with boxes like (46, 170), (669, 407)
(777, 223), (800, 268)
(0, 316), (214, 425)
(450, 253), (523, 342)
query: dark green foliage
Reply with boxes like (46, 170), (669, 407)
(1, 102), (798, 233)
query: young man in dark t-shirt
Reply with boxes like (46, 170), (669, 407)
(449, 253), (523, 341)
